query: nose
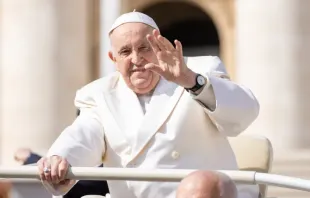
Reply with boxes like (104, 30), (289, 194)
(131, 51), (143, 65)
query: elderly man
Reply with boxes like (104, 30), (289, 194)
(176, 171), (237, 198)
(38, 11), (260, 198)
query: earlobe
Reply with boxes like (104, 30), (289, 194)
(108, 51), (116, 62)
(108, 51), (119, 71)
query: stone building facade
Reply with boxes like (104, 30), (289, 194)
(1, 0), (310, 197)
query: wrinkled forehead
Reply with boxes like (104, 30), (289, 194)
(110, 23), (154, 49)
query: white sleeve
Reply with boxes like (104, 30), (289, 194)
(46, 108), (105, 167)
(189, 56), (260, 137)
(42, 88), (105, 196)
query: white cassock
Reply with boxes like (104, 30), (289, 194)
(43, 56), (260, 198)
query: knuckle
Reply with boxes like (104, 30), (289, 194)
(52, 155), (60, 159)
(59, 164), (66, 170)
(52, 156), (60, 161)
(37, 157), (45, 164)
(58, 168), (65, 174)
(51, 172), (57, 178)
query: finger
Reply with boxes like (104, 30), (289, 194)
(152, 29), (166, 51)
(146, 34), (160, 53)
(58, 160), (69, 181)
(158, 35), (175, 51)
(43, 159), (52, 182)
(153, 29), (160, 37)
(155, 35), (167, 51)
(174, 40), (183, 57)
(50, 157), (60, 184)
(144, 63), (164, 75)
(37, 158), (46, 181)
(153, 29), (175, 51)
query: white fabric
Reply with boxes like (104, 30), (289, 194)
(109, 11), (159, 34)
(137, 91), (152, 114)
(43, 56), (260, 198)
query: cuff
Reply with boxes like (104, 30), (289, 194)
(191, 75), (216, 111)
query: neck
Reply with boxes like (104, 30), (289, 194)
(136, 88), (154, 97)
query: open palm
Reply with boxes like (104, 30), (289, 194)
(145, 29), (192, 86)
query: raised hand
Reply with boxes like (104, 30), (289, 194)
(145, 29), (196, 88)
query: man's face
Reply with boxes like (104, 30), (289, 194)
(109, 23), (160, 94)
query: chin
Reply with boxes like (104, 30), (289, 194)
(132, 77), (152, 87)
(132, 82), (154, 94)
(134, 84), (152, 91)
(129, 75), (159, 94)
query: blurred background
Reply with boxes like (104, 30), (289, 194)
(1, 0), (310, 197)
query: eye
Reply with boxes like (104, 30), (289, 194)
(139, 46), (150, 52)
(119, 49), (131, 56)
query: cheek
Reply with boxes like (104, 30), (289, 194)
(116, 59), (131, 75)
(142, 51), (158, 63)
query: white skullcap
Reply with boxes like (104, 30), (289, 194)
(109, 10), (159, 34)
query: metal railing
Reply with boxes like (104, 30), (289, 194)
(1, 167), (310, 192)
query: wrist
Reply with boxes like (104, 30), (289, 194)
(184, 72), (208, 93)
(182, 69), (197, 89)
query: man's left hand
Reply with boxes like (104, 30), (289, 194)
(145, 29), (196, 88)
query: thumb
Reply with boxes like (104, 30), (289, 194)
(144, 63), (163, 75)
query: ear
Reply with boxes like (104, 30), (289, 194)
(108, 51), (115, 62)
(108, 51), (119, 71)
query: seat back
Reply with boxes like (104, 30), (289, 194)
(228, 135), (273, 197)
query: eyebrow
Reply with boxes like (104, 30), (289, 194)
(118, 42), (149, 53)
(118, 45), (131, 54)
(138, 42), (149, 47)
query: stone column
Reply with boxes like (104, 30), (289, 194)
(1, 0), (92, 165)
(99, 0), (121, 77)
(0, 16), (3, 164)
(236, 0), (310, 150)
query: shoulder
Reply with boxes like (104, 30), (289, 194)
(78, 72), (119, 95)
(74, 72), (119, 108)
(185, 56), (227, 75)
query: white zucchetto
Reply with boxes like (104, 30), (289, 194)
(109, 10), (159, 34)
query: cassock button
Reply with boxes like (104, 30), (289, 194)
(171, 151), (180, 159)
